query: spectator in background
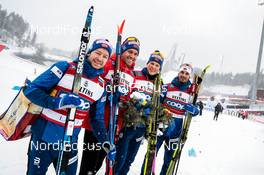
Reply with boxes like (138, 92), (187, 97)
(238, 110), (248, 120)
(197, 101), (204, 116)
(213, 102), (223, 121)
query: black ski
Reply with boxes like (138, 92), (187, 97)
(55, 6), (94, 175)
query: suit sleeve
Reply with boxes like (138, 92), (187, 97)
(23, 61), (69, 109)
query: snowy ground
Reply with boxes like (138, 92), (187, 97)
(1, 49), (264, 175)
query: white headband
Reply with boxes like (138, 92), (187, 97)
(179, 65), (192, 74)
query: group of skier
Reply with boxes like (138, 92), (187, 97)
(0, 7), (204, 174)
(20, 34), (200, 175)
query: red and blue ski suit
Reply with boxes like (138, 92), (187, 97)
(155, 76), (192, 175)
(114, 67), (157, 175)
(24, 60), (108, 175)
(79, 55), (136, 175)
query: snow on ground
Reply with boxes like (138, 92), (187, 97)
(0, 49), (46, 112)
(1, 49), (264, 175)
(44, 53), (72, 62)
(178, 112), (264, 175)
(126, 111), (264, 175)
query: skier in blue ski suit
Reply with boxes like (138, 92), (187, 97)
(140, 63), (199, 175)
(153, 63), (199, 175)
(23, 39), (116, 175)
(114, 50), (165, 175)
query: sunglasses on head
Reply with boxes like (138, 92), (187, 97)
(126, 37), (140, 45)
(181, 63), (192, 68)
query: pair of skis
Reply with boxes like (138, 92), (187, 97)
(165, 65), (210, 175)
(142, 74), (162, 175)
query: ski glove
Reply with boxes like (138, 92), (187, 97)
(56, 93), (82, 109)
(102, 142), (116, 161)
(143, 107), (152, 116)
(184, 104), (199, 116)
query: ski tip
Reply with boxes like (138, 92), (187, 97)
(118, 19), (126, 35)
(205, 65), (211, 70)
(88, 6), (94, 14)
(203, 65), (211, 73)
(85, 6), (94, 27)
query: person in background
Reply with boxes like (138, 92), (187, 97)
(197, 100), (204, 116)
(213, 102), (223, 121)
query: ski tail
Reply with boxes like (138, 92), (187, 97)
(166, 65), (210, 175)
(55, 6), (94, 175)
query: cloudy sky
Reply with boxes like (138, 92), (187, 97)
(1, 0), (264, 73)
